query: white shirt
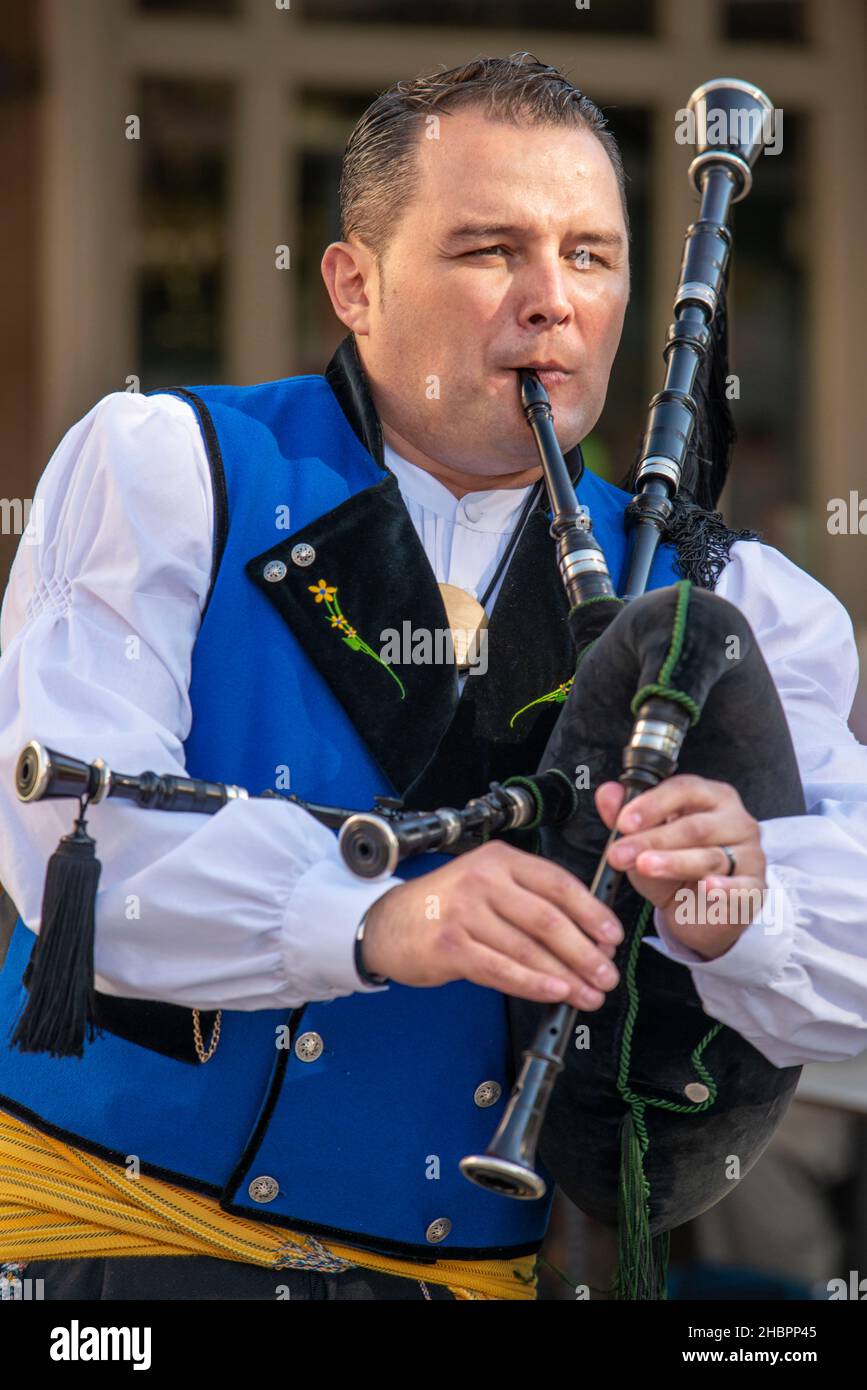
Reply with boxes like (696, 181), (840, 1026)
(1, 390), (866, 1070)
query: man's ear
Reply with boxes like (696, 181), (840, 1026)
(321, 239), (376, 336)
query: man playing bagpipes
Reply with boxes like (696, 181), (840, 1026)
(0, 54), (866, 1302)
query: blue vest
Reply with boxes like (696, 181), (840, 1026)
(0, 372), (680, 1261)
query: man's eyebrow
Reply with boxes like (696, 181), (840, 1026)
(443, 223), (626, 250)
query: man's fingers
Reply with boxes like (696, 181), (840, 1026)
(608, 810), (740, 858)
(608, 814), (757, 867)
(493, 885), (620, 986)
(461, 940), (607, 1010)
(595, 781), (625, 830)
(614, 774), (731, 833)
(508, 851), (623, 946)
(628, 843), (763, 883)
(471, 912), (616, 1006)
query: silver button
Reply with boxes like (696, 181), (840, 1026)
(425, 1217), (452, 1244)
(263, 560), (287, 583)
(473, 1081), (502, 1108)
(684, 1082), (710, 1103)
(248, 1175), (279, 1203)
(291, 542), (316, 567)
(294, 1031), (324, 1062)
(462, 501), (481, 524)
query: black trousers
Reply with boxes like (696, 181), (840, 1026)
(15, 1255), (457, 1300)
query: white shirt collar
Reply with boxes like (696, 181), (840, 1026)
(383, 441), (533, 532)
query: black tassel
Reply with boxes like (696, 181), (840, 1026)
(666, 500), (758, 591)
(11, 805), (102, 1058)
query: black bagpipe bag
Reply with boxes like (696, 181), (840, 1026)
(508, 580), (806, 1246)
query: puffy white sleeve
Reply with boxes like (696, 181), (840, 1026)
(646, 539), (867, 1067)
(0, 392), (398, 1010)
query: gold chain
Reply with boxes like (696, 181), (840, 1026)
(191, 1008), (222, 1064)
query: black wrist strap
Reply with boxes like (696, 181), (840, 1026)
(354, 912), (389, 987)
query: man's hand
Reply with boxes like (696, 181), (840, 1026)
(361, 840), (624, 1010)
(598, 774), (767, 960)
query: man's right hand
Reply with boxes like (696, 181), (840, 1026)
(361, 840), (623, 1010)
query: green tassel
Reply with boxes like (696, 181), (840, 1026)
(614, 1110), (670, 1301)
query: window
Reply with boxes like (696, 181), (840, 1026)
(724, 113), (807, 558)
(583, 108), (651, 486)
(297, 91), (371, 373)
(309, 0), (656, 35)
(136, 79), (233, 386)
(722, 0), (806, 43)
(136, 0), (239, 15)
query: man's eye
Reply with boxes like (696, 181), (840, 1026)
(464, 245), (508, 258)
(570, 248), (605, 267)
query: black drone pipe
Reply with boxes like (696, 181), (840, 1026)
(13, 742), (578, 881)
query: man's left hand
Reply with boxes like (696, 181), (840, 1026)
(597, 774), (766, 961)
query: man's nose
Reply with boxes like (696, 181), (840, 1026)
(516, 257), (573, 328)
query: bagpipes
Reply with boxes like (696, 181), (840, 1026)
(11, 80), (802, 1298)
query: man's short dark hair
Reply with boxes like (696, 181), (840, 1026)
(339, 52), (629, 258)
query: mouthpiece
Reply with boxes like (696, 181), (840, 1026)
(519, 369), (550, 414)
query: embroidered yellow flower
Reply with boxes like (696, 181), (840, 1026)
(308, 579), (405, 699)
(309, 579), (338, 604)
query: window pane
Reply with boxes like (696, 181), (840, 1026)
(297, 91), (370, 374)
(582, 108), (650, 486)
(309, 0), (656, 35)
(722, 0), (806, 43)
(136, 79), (233, 386)
(724, 113), (807, 559)
(135, 0), (239, 15)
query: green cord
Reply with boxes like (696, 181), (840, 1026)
(616, 902), (723, 1118)
(628, 581), (701, 725)
(567, 593), (624, 622)
(614, 581), (724, 1297)
(658, 579), (692, 685)
(630, 682), (701, 726)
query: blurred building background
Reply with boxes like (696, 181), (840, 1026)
(2, 0), (867, 1301)
(3, 1), (867, 660)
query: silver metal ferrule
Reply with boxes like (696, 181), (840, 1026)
(630, 718), (687, 761)
(561, 550), (610, 584)
(459, 1154), (547, 1201)
(15, 741), (51, 803)
(506, 786), (537, 829)
(687, 76), (774, 113)
(687, 149), (753, 202)
(434, 807), (463, 847)
(224, 785), (249, 800)
(674, 279), (719, 316)
(89, 757), (112, 803)
(635, 456), (682, 489)
(339, 813), (401, 879)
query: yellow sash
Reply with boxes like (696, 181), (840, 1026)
(0, 1109), (537, 1300)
